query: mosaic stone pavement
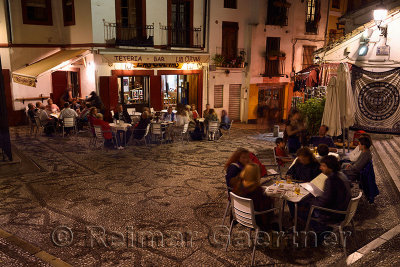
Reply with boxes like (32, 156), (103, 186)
(0, 126), (399, 266)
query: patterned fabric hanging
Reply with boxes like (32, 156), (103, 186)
(351, 65), (400, 133)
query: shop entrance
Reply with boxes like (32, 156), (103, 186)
(161, 74), (198, 108)
(117, 76), (150, 111)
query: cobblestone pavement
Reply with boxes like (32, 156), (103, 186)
(0, 126), (399, 266)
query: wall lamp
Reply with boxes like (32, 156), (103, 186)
(374, 2), (388, 37)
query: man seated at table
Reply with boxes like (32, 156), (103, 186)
(305, 155), (351, 233)
(114, 104), (132, 124)
(286, 147), (321, 182)
(45, 98), (60, 114)
(162, 106), (176, 122)
(132, 111), (151, 142)
(203, 103), (211, 118)
(92, 113), (123, 149)
(317, 144), (339, 159)
(38, 105), (56, 136)
(310, 125), (337, 152)
(27, 103), (36, 124)
(35, 102), (42, 113)
(343, 137), (372, 181)
(59, 102), (78, 135)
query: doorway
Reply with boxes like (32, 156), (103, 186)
(161, 74), (198, 108)
(51, 70), (81, 106)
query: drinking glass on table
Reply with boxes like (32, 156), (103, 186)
(294, 183), (301, 195)
(275, 176), (281, 185)
(285, 175), (292, 184)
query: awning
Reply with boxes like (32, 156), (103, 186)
(12, 49), (89, 87)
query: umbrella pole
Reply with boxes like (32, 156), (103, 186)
(343, 128), (345, 155)
(347, 128), (350, 153)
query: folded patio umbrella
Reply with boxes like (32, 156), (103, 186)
(337, 63), (356, 129)
(322, 76), (342, 136)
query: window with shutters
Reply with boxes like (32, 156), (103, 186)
(306, 0), (320, 34)
(224, 0), (237, 9)
(302, 46), (316, 69)
(21, 0), (52, 25)
(214, 85), (223, 108)
(62, 0), (75, 26)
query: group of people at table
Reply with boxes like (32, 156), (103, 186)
(27, 95), (232, 148)
(225, 118), (373, 238)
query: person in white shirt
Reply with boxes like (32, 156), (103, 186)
(59, 102), (78, 135)
(38, 105), (56, 136)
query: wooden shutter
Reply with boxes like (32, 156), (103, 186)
(214, 85), (223, 108)
(229, 84), (241, 121)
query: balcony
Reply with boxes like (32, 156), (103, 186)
(263, 56), (286, 78)
(212, 48), (247, 68)
(160, 25), (202, 48)
(305, 21), (318, 34)
(104, 21), (154, 47)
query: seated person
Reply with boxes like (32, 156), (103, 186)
(27, 103), (36, 123)
(35, 102), (42, 113)
(317, 144), (339, 159)
(220, 110), (231, 130)
(224, 148), (251, 188)
(343, 137), (372, 181)
(203, 103), (211, 118)
(45, 98), (60, 114)
(310, 125), (337, 152)
(230, 163), (275, 231)
(162, 106), (176, 122)
(92, 113), (123, 149)
(286, 147), (321, 182)
(275, 138), (293, 167)
(348, 133), (371, 162)
(205, 109), (219, 140)
(59, 102), (78, 135)
(191, 104), (199, 120)
(114, 104), (132, 124)
(132, 111), (151, 140)
(38, 105), (56, 136)
(71, 99), (80, 111)
(306, 156), (351, 233)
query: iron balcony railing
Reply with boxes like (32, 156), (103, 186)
(104, 21), (154, 47)
(160, 25), (202, 48)
(264, 57), (286, 78)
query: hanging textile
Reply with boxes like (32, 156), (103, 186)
(351, 65), (400, 133)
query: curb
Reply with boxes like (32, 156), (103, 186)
(346, 224), (400, 265)
(0, 228), (72, 267)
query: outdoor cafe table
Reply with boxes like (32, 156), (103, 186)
(109, 122), (131, 146)
(264, 181), (310, 231)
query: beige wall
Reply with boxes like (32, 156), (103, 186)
(10, 0), (93, 44)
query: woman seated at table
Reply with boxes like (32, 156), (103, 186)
(132, 111), (151, 141)
(220, 110), (231, 130)
(317, 144), (340, 159)
(113, 104), (132, 124)
(342, 137), (372, 181)
(230, 164), (275, 230)
(286, 147), (321, 182)
(45, 98), (60, 114)
(225, 148), (251, 188)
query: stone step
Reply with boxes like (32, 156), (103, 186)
(373, 138), (400, 196)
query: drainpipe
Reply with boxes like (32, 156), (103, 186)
(324, 0), (332, 47)
(6, 0), (13, 44)
(205, 0), (210, 107)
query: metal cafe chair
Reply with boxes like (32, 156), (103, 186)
(151, 123), (165, 144)
(33, 116), (43, 137)
(207, 121), (220, 140)
(62, 117), (77, 137)
(305, 191), (363, 256)
(226, 192), (282, 266)
(178, 123), (190, 143)
(131, 124), (150, 146)
(92, 125), (117, 150)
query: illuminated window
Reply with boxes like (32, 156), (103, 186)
(306, 0), (319, 34)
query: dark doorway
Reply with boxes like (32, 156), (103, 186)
(171, 0), (192, 47)
(51, 70), (81, 106)
(222, 21), (239, 61)
(265, 37), (281, 77)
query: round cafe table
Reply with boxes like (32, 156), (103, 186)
(110, 122), (131, 146)
(264, 180), (310, 231)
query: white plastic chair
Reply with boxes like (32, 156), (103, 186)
(127, 108), (136, 115)
(177, 123), (190, 143)
(207, 121), (220, 140)
(305, 191), (363, 256)
(92, 125), (116, 149)
(133, 124), (150, 146)
(151, 123), (164, 144)
(226, 192), (282, 266)
(34, 116), (43, 137)
(62, 117), (77, 137)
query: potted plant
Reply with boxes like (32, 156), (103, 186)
(212, 54), (225, 67)
(297, 98), (326, 136)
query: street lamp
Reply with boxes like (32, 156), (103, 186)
(374, 2), (388, 37)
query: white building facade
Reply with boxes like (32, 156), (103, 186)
(1, 0), (209, 125)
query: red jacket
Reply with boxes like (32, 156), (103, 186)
(92, 119), (112, 140)
(249, 153), (267, 177)
(275, 147), (289, 166)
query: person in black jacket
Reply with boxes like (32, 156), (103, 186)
(132, 111), (151, 141)
(224, 148), (251, 188)
(286, 147), (321, 182)
(299, 155), (351, 233)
